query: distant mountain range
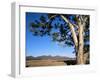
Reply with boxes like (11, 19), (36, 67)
(26, 55), (75, 60)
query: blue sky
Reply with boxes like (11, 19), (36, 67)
(26, 12), (75, 58)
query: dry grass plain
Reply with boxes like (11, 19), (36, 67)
(26, 59), (67, 67)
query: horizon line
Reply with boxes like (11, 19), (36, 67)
(26, 54), (76, 58)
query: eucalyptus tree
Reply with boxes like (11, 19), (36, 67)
(29, 13), (89, 64)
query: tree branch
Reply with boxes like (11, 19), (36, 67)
(60, 15), (78, 47)
(47, 15), (57, 22)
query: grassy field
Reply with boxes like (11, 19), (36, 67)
(26, 59), (76, 67)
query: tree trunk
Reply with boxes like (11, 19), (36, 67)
(84, 52), (89, 64)
(60, 15), (85, 64)
(77, 23), (84, 64)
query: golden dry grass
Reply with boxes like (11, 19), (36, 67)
(26, 59), (67, 67)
